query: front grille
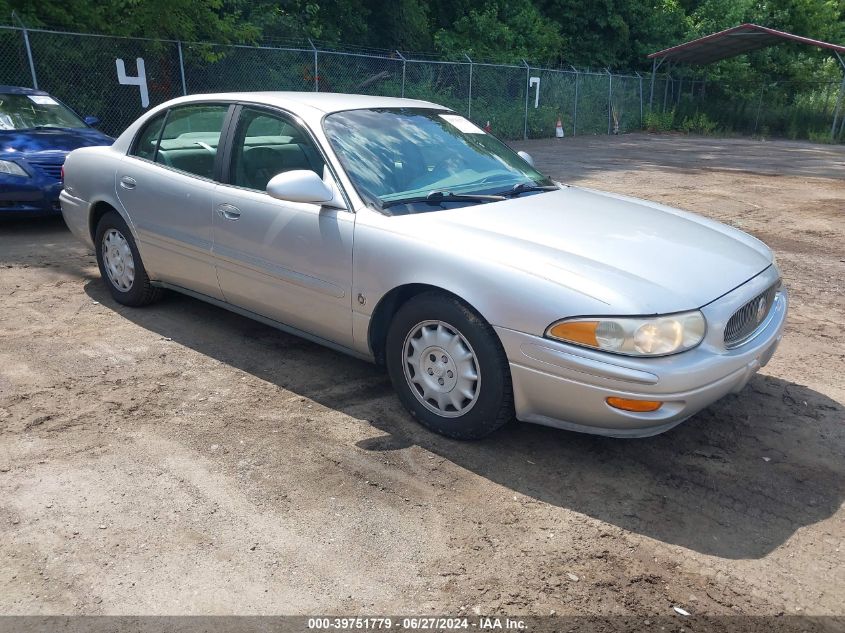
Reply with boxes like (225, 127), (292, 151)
(28, 160), (63, 181)
(724, 281), (780, 348)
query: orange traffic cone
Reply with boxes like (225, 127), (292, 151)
(484, 120), (492, 133)
(555, 116), (564, 138)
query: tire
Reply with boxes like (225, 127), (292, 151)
(385, 291), (513, 440)
(94, 210), (162, 306)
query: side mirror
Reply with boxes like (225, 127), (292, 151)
(83, 115), (100, 127)
(267, 170), (338, 206)
(517, 150), (535, 168)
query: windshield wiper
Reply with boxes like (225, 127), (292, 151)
(498, 182), (559, 197)
(381, 190), (506, 209)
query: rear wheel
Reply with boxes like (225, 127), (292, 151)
(385, 292), (513, 440)
(94, 211), (161, 306)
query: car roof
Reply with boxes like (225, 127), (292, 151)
(0, 85), (50, 96)
(166, 91), (446, 115)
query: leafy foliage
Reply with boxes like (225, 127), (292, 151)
(680, 111), (717, 134)
(2, 0), (842, 73)
(644, 107), (676, 131)
(1, 0), (843, 141)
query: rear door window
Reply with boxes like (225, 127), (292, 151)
(153, 104), (230, 180)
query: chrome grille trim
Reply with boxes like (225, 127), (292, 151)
(724, 281), (780, 349)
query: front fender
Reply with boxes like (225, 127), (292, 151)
(350, 209), (613, 355)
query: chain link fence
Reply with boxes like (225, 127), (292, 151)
(404, 59), (472, 116)
(0, 26), (30, 87)
(647, 73), (845, 141)
(1, 25), (842, 142)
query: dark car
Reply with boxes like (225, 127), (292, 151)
(0, 85), (112, 215)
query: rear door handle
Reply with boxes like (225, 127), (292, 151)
(119, 176), (136, 190)
(216, 203), (241, 221)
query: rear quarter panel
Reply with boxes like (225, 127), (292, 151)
(62, 146), (135, 247)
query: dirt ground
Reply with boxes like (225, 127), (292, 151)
(1, 133), (843, 621)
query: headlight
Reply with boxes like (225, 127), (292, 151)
(0, 159), (28, 177)
(546, 311), (706, 357)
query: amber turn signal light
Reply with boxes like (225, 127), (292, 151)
(547, 320), (599, 347)
(606, 397), (663, 412)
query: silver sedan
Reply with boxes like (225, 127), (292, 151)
(60, 92), (787, 439)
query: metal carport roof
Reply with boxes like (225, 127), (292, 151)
(647, 23), (845, 139)
(648, 23), (845, 65)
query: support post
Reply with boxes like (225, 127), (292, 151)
(606, 69), (613, 135)
(396, 51), (406, 98)
(522, 60), (530, 140)
(831, 53), (845, 141)
(308, 39), (318, 92)
(22, 27), (38, 89)
(754, 82), (765, 135)
(177, 41), (187, 95)
(465, 54), (473, 119)
(572, 66), (579, 136)
(663, 64), (671, 112)
(636, 71), (643, 127)
(649, 57), (660, 109)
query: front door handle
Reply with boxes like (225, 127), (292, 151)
(216, 203), (241, 221)
(119, 176), (136, 190)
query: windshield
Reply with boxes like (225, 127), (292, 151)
(323, 108), (554, 213)
(0, 93), (86, 131)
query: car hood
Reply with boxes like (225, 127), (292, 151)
(391, 186), (773, 314)
(0, 127), (113, 157)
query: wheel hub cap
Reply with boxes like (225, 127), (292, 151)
(102, 228), (135, 292)
(421, 346), (458, 391)
(403, 320), (480, 418)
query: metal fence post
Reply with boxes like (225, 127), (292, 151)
(606, 69), (612, 135)
(753, 82), (765, 135)
(177, 40), (187, 95)
(636, 71), (643, 127)
(395, 50), (406, 98)
(522, 60), (530, 140)
(572, 66), (579, 136)
(465, 54), (473, 119)
(649, 60), (655, 109)
(21, 27), (38, 89)
(308, 39), (318, 92)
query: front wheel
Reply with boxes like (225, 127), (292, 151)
(385, 292), (513, 440)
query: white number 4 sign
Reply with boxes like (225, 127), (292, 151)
(116, 58), (149, 108)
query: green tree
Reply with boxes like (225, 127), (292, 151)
(433, 0), (563, 62)
(3, 0), (259, 42)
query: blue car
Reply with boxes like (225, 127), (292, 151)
(0, 85), (112, 215)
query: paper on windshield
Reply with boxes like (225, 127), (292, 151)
(439, 114), (485, 134)
(28, 95), (59, 105)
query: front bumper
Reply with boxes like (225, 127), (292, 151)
(0, 176), (63, 216)
(496, 266), (787, 438)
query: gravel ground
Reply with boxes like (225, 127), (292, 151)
(1, 133), (843, 622)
